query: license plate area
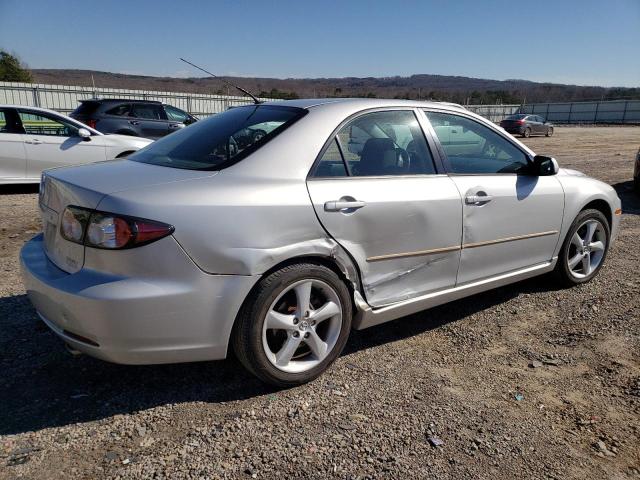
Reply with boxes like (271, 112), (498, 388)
(41, 206), (58, 255)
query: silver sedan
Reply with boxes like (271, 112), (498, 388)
(20, 99), (621, 386)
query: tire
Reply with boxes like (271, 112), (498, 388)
(232, 263), (352, 387)
(634, 176), (640, 194)
(554, 209), (610, 287)
(522, 128), (531, 138)
(546, 127), (554, 137)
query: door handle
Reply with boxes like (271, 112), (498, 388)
(324, 199), (366, 212)
(465, 194), (493, 205)
(25, 139), (42, 145)
(168, 123), (182, 129)
(128, 120), (139, 125)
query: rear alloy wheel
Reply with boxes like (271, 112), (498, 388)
(522, 128), (532, 138)
(555, 209), (610, 286)
(546, 127), (554, 137)
(233, 263), (352, 387)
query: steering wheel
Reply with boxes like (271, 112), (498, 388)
(482, 141), (499, 158)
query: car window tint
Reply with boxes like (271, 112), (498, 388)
(313, 138), (348, 177)
(18, 111), (79, 137)
(105, 104), (132, 116)
(165, 105), (189, 122)
(131, 104), (164, 120)
(425, 111), (529, 174)
(0, 110), (6, 132)
(131, 105), (305, 170)
(335, 110), (436, 177)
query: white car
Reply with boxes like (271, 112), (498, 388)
(0, 105), (152, 185)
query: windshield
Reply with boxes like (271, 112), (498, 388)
(131, 105), (306, 170)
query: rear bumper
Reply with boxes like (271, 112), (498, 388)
(20, 234), (258, 364)
(502, 126), (525, 134)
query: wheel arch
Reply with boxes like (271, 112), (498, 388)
(581, 198), (612, 228)
(259, 250), (363, 311)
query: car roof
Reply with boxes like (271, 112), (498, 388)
(262, 97), (468, 111)
(79, 98), (162, 104)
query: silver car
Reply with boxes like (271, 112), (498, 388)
(20, 99), (622, 386)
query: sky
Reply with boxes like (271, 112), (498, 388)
(0, 0), (639, 87)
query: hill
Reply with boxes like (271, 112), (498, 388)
(32, 69), (640, 104)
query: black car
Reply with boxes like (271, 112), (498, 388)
(499, 114), (554, 138)
(70, 99), (197, 140)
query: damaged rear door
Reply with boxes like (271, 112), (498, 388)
(306, 109), (462, 307)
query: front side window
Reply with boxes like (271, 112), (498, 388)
(18, 111), (79, 137)
(165, 105), (189, 122)
(425, 111), (529, 174)
(131, 105), (306, 170)
(0, 109), (8, 133)
(313, 110), (436, 177)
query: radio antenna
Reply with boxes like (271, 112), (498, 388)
(179, 57), (261, 104)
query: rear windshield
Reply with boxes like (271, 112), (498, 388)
(72, 101), (100, 116)
(131, 105), (306, 170)
(505, 114), (527, 120)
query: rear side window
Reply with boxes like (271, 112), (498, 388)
(131, 105), (306, 170)
(131, 104), (165, 120)
(105, 104), (132, 116)
(312, 110), (436, 177)
(314, 139), (348, 177)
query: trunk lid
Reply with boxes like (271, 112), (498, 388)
(40, 160), (216, 273)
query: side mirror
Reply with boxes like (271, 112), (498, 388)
(531, 155), (559, 176)
(77, 128), (91, 141)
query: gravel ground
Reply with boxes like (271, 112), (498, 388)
(1, 126), (639, 480)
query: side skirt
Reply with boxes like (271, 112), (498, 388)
(353, 258), (557, 330)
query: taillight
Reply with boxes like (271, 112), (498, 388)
(516, 120), (525, 125)
(60, 206), (174, 249)
(85, 119), (97, 129)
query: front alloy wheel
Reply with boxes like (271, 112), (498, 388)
(233, 263), (352, 386)
(556, 209), (610, 286)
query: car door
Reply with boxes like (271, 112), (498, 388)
(0, 108), (28, 182)
(130, 104), (169, 139)
(424, 110), (564, 285)
(307, 109), (463, 307)
(531, 115), (544, 135)
(18, 109), (107, 180)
